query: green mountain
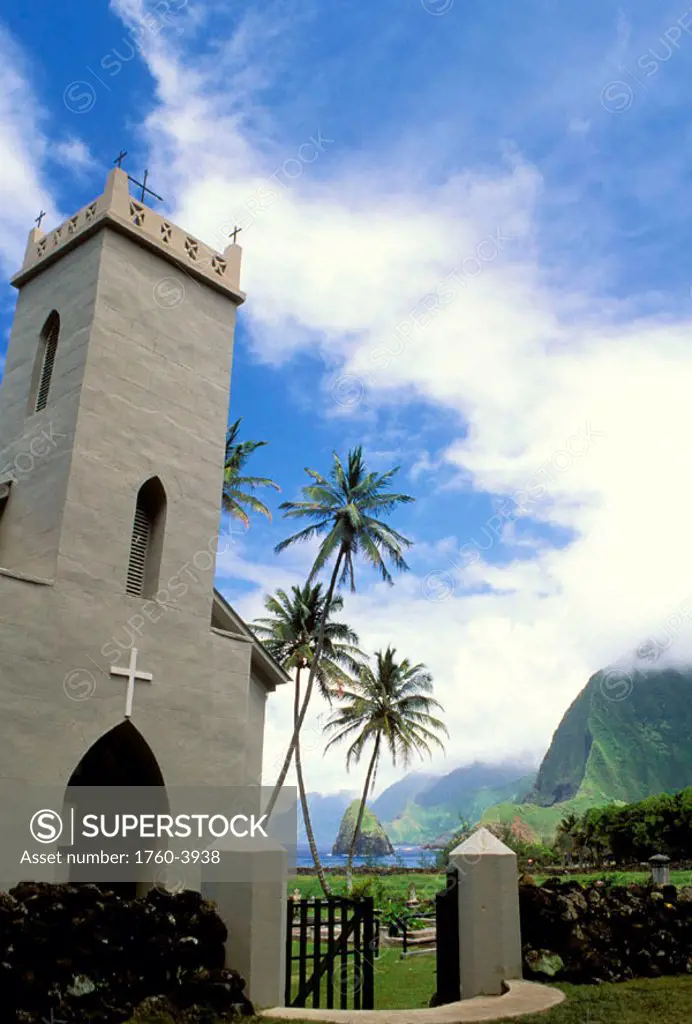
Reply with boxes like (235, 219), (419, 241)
(332, 800), (394, 856)
(530, 667), (692, 806)
(481, 796), (598, 840)
(372, 762), (536, 844)
(482, 666), (692, 841)
(418, 762), (535, 811)
(318, 667), (692, 850)
(369, 772), (438, 822)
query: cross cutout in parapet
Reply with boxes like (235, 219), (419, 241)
(127, 168), (164, 206)
(110, 648), (153, 718)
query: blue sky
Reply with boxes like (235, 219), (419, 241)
(3, 0), (692, 795)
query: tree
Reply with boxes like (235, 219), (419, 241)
(253, 584), (364, 894)
(323, 646), (447, 892)
(555, 812), (580, 863)
(222, 417), (280, 527)
(264, 447), (414, 820)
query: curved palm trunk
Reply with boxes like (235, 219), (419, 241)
(346, 734), (381, 895)
(265, 549), (344, 821)
(294, 667), (331, 896)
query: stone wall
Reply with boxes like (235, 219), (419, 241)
(0, 882), (253, 1022)
(520, 877), (692, 983)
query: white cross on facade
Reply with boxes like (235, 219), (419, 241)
(110, 648), (153, 718)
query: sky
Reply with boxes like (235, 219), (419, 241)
(3, 0), (692, 799)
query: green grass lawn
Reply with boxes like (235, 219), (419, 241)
(259, 975), (692, 1023)
(288, 872), (444, 902)
(513, 976), (692, 1023)
(372, 947), (436, 1009)
(290, 869), (692, 905)
(286, 942), (436, 1011)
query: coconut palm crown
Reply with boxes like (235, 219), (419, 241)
(275, 445), (414, 590)
(222, 417), (280, 527)
(252, 583), (364, 701)
(324, 646), (447, 773)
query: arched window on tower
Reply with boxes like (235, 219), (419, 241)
(29, 311), (60, 414)
(126, 477), (167, 597)
(0, 478), (12, 536)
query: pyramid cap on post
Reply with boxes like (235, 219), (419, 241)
(449, 826), (517, 858)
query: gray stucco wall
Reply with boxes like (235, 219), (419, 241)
(0, 219), (266, 796)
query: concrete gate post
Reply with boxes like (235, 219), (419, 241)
(448, 827), (523, 999)
(201, 837), (288, 1009)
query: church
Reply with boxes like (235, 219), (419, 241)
(0, 165), (288, 853)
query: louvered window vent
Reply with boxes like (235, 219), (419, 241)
(126, 506), (151, 596)
(35, 321), (59, 412)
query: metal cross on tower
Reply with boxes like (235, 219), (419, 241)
(228, 225), (242, 244)
(114, 149), (128, 168)
(127, 168), (164, 205)
(34, 210), (47, 229)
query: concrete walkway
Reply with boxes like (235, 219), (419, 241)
(261, 979), (565, 1023)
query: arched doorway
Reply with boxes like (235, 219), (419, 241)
(68, 720), (165, 787)
(64, 722), (168, 898)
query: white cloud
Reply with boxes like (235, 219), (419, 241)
(52, 137), (97, 176)
(410, 451), (445, 481)
(0, 24), (59, 279)
(109, 2), (692, 798)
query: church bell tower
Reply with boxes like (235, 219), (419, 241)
(0, 167), (244, 614)
(0, 168), (279, 800)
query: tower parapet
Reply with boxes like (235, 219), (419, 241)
(13, 168), (245, 303)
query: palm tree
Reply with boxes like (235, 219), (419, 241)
(253, 584), (364, 894)
(222, 417), (280, 527)
(324, 646), (447, 892)
(555, 812), (580, 864)
(264, 447), (414, 819)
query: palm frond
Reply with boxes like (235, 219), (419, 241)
(323, 645), (447, 775)
(222, 418), (279, 528)
(275, 447), (415, 596)
(227, 474), (281, 492)
(251, 581), (363, 700)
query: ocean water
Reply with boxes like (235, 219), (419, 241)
(295, 846), (437, 869)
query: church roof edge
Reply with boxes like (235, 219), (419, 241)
(212, 588), (289, 691)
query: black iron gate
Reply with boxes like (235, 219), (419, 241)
(285, 896), (376, 1009)
(433, 865), (460, 1005)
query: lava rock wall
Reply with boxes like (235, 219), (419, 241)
(520, 877), (692, 983)
(0, 882), (254, 1023)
